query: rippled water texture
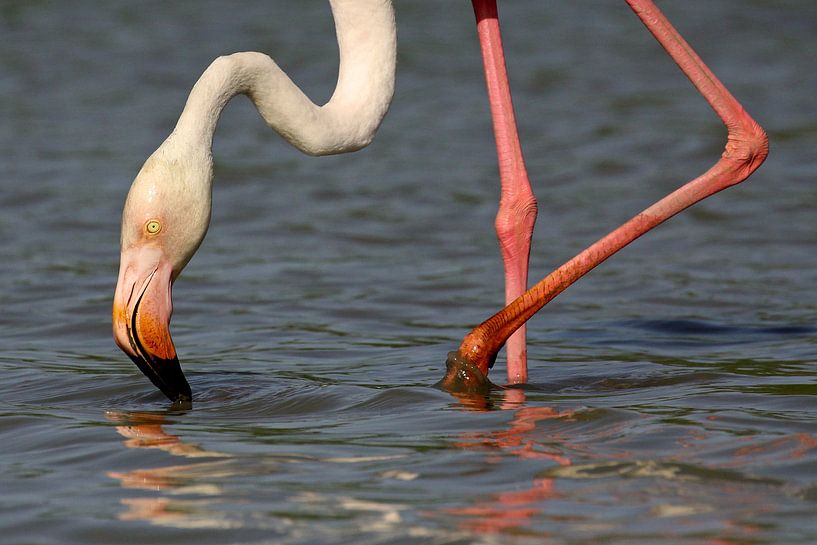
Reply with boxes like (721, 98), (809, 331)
(1, 1), (816, 543)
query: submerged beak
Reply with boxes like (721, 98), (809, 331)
(113, 246), (191, 402)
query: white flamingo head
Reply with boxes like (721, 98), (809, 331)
(112, 142), (213, 402)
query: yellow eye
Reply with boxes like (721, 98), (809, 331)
(145, 219), (162, 235)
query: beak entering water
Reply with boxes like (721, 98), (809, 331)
(113, 247), (192, 402)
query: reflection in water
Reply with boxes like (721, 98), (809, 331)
(446, 479), (557, 534)
(444, 388), (574, 535)
(441, 388), (817, 542)
(732, 433), (817, 462)
(105, 411), (234, 529)
(104, 411), (422, 534)
(117, 498), (237, 530)
(106, 411), (226, 459)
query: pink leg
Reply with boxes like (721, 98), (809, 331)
(448, 0), (768, 380)
(472, 0), (538, 384)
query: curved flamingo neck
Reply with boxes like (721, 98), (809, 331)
(172, 0), (396, 156)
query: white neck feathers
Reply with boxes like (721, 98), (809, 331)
(172, 0), (396, 156)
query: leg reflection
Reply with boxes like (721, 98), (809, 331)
(444, 389), (575, 534)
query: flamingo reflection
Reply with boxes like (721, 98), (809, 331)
(105, 411), (232, 528)
(443, 390), (817, 540)
(443, 388), (575, 534)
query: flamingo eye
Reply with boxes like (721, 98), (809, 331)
(145, 219), (162, 235)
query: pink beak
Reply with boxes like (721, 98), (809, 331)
(112, 246), (191, 402)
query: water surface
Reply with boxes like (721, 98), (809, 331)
(1, 1), (816, 543)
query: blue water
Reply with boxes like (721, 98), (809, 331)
(1, 1), (816, 543)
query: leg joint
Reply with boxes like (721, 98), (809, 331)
(724, 116), (769, 175)
(494, 194), (538, 241)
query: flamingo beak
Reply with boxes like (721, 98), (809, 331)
(112, 247), (191, 402)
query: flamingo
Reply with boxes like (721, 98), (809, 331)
(113, 0), (767, 402)
(112, 0), (396, 401)
(440, 0), (768, 392)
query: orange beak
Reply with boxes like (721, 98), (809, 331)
(113, 246), (191, 402)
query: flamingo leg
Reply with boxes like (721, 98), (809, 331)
(445, 0), (768, 383)
(472, 0), (538, 384)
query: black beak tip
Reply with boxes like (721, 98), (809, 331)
(163, 379), (192, 404)
(128, 353), (193, 405)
